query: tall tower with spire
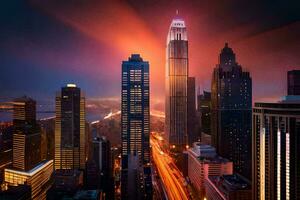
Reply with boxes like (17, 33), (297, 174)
(165, 15), (189, 149)
(211, 43), (252, 180)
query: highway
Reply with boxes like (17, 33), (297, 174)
(151, 133), (190, 200)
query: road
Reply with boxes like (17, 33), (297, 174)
(151, 133), (190, 200)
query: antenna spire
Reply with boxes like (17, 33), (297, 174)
(176, 9), (179, 15)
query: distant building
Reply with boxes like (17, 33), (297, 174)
(121, 54), (152, 199)
(55, 84), (86, 170)
(253, 102), (300, 200)
(205, 174), (251, 200)
(287, 70), (300, 95)
(39, 118), (55, 161)
(12, 97), (41, 171)
(165, 16), (189, 150)
(187, 77), (198, 146)
(198, 91), (211, 135)
(187, 143), (233, 198)
(4, 160), (53, 200)
(211, 43), (252, 180)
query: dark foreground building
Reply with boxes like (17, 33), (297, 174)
(211, 43), (252, 180)
(121, 54), (152, 199)
(253, 102), (300, 200)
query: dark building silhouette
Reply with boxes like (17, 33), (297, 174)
(211, 43), (252, 180)
(165, 17), (189, 150)
(12, 96), (41, 171)
(253, 102), (300, 200)
(198, 90), (211, 135)
(121, 54), (152, 199)
(91, 136), (114, 199)
(187, 77), (198, 146)
(55, 84), (86, 170)
(287, 70), (300, 95)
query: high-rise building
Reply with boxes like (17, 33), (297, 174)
(287, 70), (300, 95)
(205, 174), (252, 200)
(121, 54), (152, 199)
(12, 96), (41, 171)
(253, 102), (300, 200)
(187, 143), (233, 198)
(4, 97), (53, 200)
(55, 84), (86, 170)
(165, 16), (188, 150)
(211, 43), (252, 180)
(187, 77), (198, 146)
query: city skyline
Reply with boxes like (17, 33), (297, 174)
(1, 1), (299, 107)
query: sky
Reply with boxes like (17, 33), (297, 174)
(0, 0), (300, 110)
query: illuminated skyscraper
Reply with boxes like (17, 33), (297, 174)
(121, 54), (152, 199)
(55, 84), (86, 170)
(253, 102), (300, 200)
(4, 97), (53, 200)
(165, 16), (188, 149)
(12, 96), (41, 171)
(211, 43), (252, 180)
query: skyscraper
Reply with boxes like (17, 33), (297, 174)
(287, 70), (300, 95)
(253, 102), (300, 200)
(121, 54), (152, 199)
(12, 96), (41, 171)
(165, 16), (188, 150)
(4, 97), (53, 200)
(55, 84), (86, 170)
(211, 43), (252, 180)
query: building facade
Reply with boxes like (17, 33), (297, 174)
(121, 54), (152, 199)
(253, 102), (300, 200)
(165, 17), (189, 149)
(211, 43), (252, 180)
(55, 84), (86, 170)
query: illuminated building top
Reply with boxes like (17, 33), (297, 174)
(167, 18), (187, 43)
(67, 83), (77, 88)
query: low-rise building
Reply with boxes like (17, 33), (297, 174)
(205, 174), (251, 200)
(187, 143), (233, 198)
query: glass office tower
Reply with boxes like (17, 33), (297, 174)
(55, 84), (86, 170)
(165, 17), (188, 149)
(121, 54), (152, 199)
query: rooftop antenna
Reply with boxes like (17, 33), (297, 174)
(176, 9), (179, 15)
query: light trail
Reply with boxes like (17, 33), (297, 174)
(151, 133), (189, 200)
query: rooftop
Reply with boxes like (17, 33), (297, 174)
(208, 174), (251, 196)
(5, 160), (53, 177)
